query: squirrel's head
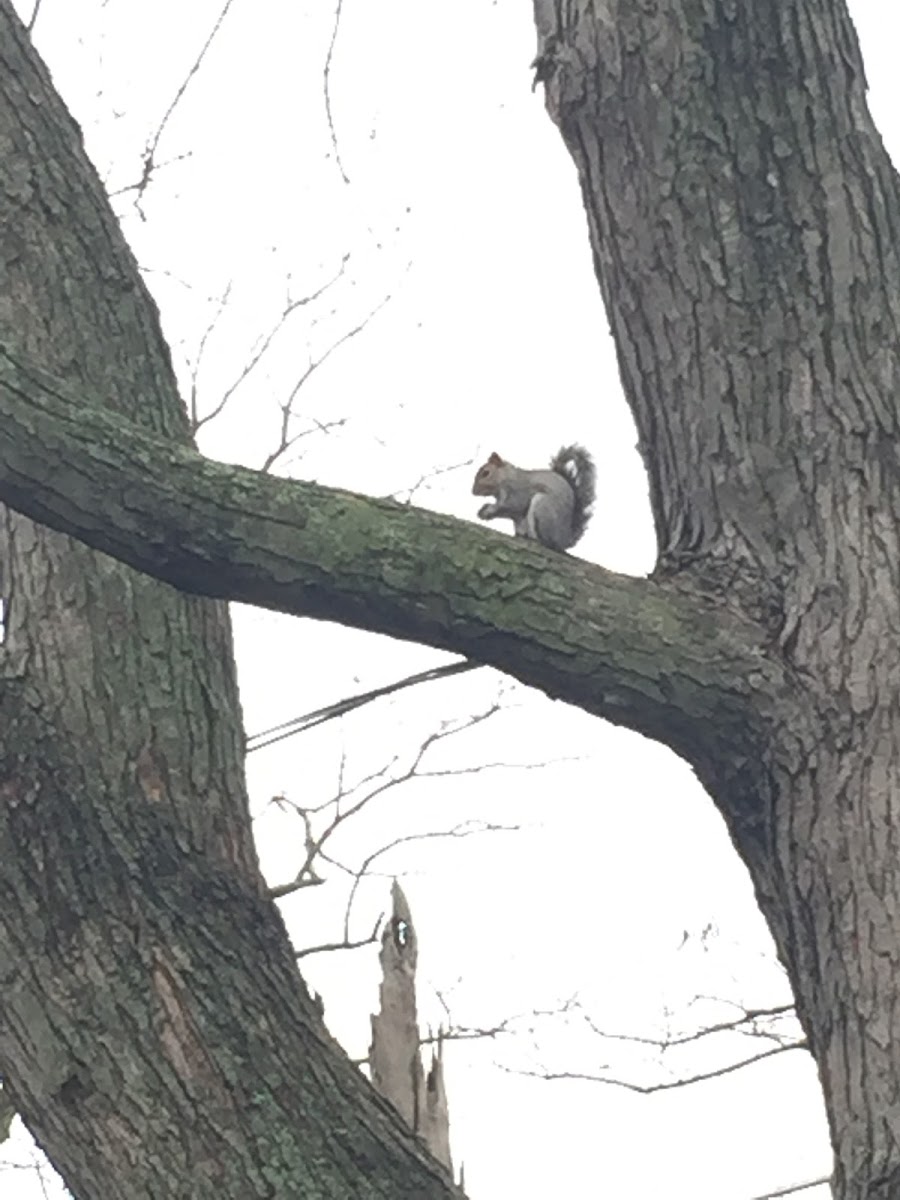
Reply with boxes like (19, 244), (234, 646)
(472, 452), (506, 495)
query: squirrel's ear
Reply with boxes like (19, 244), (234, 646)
(488, 452), (504, 464)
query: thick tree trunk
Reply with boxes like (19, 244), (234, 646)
(533, 1), (900, 1195)
(0, 9), (457, 1198)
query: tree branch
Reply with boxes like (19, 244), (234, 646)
(246, 660), (480, 752)
(0, 349), (783, 765)
(508, 1040), (806, 1093)
(749, 1177), (831, 1200)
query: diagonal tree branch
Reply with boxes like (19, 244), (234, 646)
(0, 348), (786, 767)
(246, 660), (480, 752)
(749, 1177), (831, 1200)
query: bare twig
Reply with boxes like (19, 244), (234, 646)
(274, 703), (506, 892)
(138, 266), (223, 304)
(269, 875), (325, 899)
(265, 691), (540, 923)
(395, 458), (476, 506)
(323, 0), (350, 184)
(246, 659), (481, 753)
(419, 1022), (513, 1045)
(109, 151), (194, 199)
(339, 820), (517, 940)
(32, 1154), (52, 1200)
(188, 282), (233, 428)
(508, 1041), (806, 1093)
(193, 259), (350, 434)
(260, 289), (394, 473)
(26, 0), (43, 34)
(260, 414), (346, 475)
(267, 793), (327, 896)
(295, 916), (383, 959)
(748, 1176), (831, 1200)
(426, 995), (578, 1051)
(579, 1002), (799, 1052)
(0, 1155), (55, 1200)
(129, 0), (238, 206)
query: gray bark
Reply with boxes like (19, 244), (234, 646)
(0, 7), (458, 1198)
(532, 1), (900, 1196)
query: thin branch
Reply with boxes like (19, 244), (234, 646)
(188, 282), (232, 428)
(747, 1177), (831, 1200)
(340, 819), (517, 940)
(267, 793), (326, 896)
(396, 458), (476, 506)
(0, 1153), (56, 1200)
(246, 660), (480, 753)
(323, 0), (350, 184)
(268, 873), (325, 900)
(266, 693), (529, 913)
(109, 151), (194, 199)
(137, 266), (223, 305)
(260, 288), (394, 474)
(419, 1023), (513, 1045)
(508, 1041), (806, 1093)
(579, 1002), (799, 1052)
(32, 1154), (52, 1200)
(193, 259), (350, 435)
(26, 0), (43, 34)
(295, 916), (383, 959)
(292, 703), (504, 881)
(427, 994), (577, 1049)
(260, 415), (346, 476)
(131, 0), (238, 205)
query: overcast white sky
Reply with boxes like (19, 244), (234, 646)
(4, 1), (899, 1197)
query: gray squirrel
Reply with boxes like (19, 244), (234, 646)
(472, 444), (596, 551)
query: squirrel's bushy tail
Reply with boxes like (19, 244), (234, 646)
(550, 444), (596, 545)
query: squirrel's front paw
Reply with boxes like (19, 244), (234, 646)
(477, 504), (494, 520)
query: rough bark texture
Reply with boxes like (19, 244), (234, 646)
(0, 8), (459, 1198)
(532, 1), (900, 1196)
